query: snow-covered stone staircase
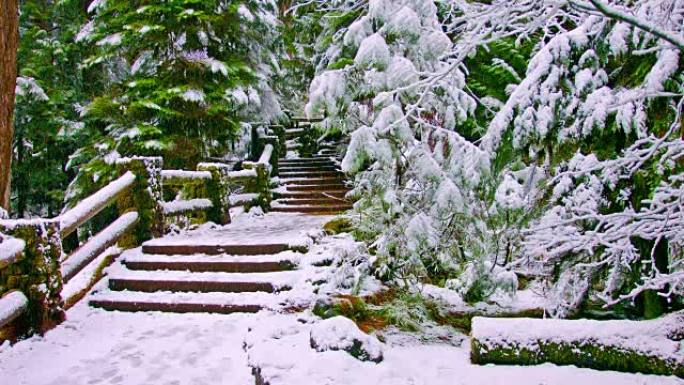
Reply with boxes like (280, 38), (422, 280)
(89, 213), (331, 314)
(272, 128), (352, 215)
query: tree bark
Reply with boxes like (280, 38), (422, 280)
(0, 0), (19, 212)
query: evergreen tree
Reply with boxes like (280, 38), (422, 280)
(68, 0), (280, 200)
(11, 0), (89, 217)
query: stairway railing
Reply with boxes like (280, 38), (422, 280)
(0, 128), (280, 340)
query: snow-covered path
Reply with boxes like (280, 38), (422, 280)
(2, 302), (682, 385)
(1, 211), (682, 384)
(0, 302), (255, 385)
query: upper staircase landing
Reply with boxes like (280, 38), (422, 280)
(272, 127), (353, 215)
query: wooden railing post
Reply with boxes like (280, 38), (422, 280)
(116, 157), (164, 247)
(268, 124), (285, 170)
(0, 220), (64, 335)
(196, 163), (232, 225)
(254, 162), (272, 208)
(250, 124), (265, 162)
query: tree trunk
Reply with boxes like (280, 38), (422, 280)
(0, 0), (19, 212)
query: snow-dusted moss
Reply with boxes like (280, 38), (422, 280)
(471, 314), (684, 377)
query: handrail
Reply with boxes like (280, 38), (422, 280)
(0, 235), (25, 269)
(58, 172), (137, 239)
(243, 144), (274, 170)
(227, 169), (258, 178)
(258, 144), (274, 165)
(61, 211), (139, 282)
(162, 199), (213, 216)
(0, 291), (28, 329)
(161, 170), (212, 185)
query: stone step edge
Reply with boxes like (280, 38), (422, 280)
(123, 259), (296, 273)
(108, 277), (290, 293)
(90, 298), (263, 314)
(141, 243), (298, 256)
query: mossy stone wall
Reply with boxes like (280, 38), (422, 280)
(0, 219), (64, 337)
(116, 157), (164, 247)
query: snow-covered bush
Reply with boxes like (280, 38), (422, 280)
(299, 0), (684, 317)
(296, 0), (546, 305)
(502, 3), (684, 317)
(309, 316), (384, 362)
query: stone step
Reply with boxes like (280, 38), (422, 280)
(90, 299), (263, 314)
(278, 158), (335, 165)
(285, 183), (348, 192)
(279, 171), (344, 179)
(278, 162), (336, 168)
(274, 190), (348, 199)
(109, 278), (279, 293)
(280, 177), (343, 186)
(275, 198), (347, 206)
(271, 204), (352, 214)
(141, 243), (291, 256)
(89, 291), (282, 314)
(107, 270), (299, 293)
(279, 165), (338, 172)
(123, 254), (297, 273)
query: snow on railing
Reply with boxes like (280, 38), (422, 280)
(0, 235), (25, 269)
(161, 170), (212, 185)
(0, 291), (28, 329)
(231, 169), (259, 179)
(162, 199), (213, 216)
(61, 211), (139, 282)
(243, 144), (274, 170)
(58, 171), (136, 239)
(291, 116), (324, 127)
(229, 193), (259, 207)
(258, 144), (274, 165)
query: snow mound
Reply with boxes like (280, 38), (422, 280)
(309, 316), (384, 363)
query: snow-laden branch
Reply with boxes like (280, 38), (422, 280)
(570, 0), (684, 51)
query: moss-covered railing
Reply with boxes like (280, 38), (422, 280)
(0, 134), (279, 341)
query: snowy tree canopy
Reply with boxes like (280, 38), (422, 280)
(295, 0), (684, 316)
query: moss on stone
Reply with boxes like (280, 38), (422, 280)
(471, 334), (684, 378)
(116, 157), (164, 247)
(0, 219), (64, 338)
(323, 217), (353, 234)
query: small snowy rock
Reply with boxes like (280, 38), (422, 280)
(310, 316), (384, 363)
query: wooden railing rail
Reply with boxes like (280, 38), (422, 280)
(0, 291), (29, 330)
(161, 198), (213, 216)
(0, 234), (29, 330)
(60, 212), (139, 282)
(0, 234), (24, 270)
(160, 170), (212, 185)
(58, 172), (137, 239)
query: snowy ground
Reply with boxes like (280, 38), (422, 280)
(147, 211), (332, 250)
(2, 302), (682, 385)
(2, 211), (682, 384)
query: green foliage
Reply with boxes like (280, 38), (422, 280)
(11, 0), (91, 217)
(471, 337), (684, 378)
(67, 0), (277, 203)
(462, 38), (536, 140)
